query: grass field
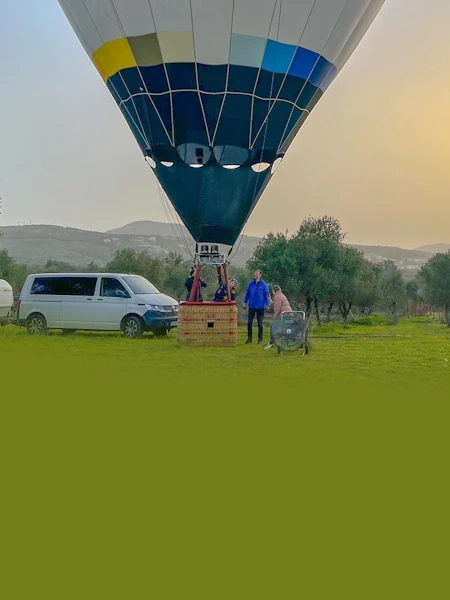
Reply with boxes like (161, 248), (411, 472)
(2, 316), (449, 389)
(1, 318), (449, 598)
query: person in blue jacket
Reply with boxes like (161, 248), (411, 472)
(243, 270), (272, 344)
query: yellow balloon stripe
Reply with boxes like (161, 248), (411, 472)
(92, 38), (137, 82)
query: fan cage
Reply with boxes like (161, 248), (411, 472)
(271, 311), (308, 353)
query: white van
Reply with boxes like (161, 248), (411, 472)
(0, 279), (14, 322)
(18, 273), (179, 338)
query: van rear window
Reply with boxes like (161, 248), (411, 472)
(30, 277), (97, 296)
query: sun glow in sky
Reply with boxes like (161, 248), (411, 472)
(0, 0), (449, 248)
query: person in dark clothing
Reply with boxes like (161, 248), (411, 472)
(243, 270), (271, 344)
(213, 283), (228, 302)
(229, 278), (238, 302)
(213, 278), (238, 302)
(185, 267), (207, 301)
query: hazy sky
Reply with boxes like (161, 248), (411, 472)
(1, 1), (449, 248)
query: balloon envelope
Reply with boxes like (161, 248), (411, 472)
(58, 0), (385, 245)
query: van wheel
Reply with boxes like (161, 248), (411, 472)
(122, 315), (143, 339)
(27, 314), (47, 335)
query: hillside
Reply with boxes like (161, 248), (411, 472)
(107, 221), (436, 274)
(0, 223), (258, 268)
(349, 244), (434, 277)
(107, 220), (261, 264)
(415, 243), (450, 254)
(0, 221), (437, 275)
(107, 220), (189, 237)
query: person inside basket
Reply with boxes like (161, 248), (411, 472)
(213, 283), (228, 302)
(229, 278), (238, 302)
(185, 267), (207, 302)
(243, 270), (271, 344)
(213, 278), (238, 302)
(265, 285), (293, 350)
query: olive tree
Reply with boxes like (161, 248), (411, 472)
(419, 252), (450, 325)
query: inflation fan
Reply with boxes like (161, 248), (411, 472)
(271, 311), (309, 356)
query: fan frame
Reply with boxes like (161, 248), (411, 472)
(271, 311), (309, 356)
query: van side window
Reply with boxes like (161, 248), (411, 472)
(66, 277), (97, 296)
(31, 277), (67, 295)
(30, 277), (96, 296)
(100, 278), (130, 298)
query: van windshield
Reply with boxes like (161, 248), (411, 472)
(122, 276), (159, 295)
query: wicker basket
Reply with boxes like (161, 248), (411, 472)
(177, 302), (238, 347)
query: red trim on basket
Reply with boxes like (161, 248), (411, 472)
(180, 301), (236, 306)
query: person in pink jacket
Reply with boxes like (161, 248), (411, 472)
(266, 285), (293, 349)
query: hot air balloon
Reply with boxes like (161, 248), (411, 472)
(58, 1), (384, 309)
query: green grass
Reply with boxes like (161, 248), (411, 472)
(1, 319), (449, 599)
(2, 317), (448, 388)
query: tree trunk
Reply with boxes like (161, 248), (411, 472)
(446, 305), (450, 327)
(305, 295), (313, 320)
(314, 297), (321, 326)
(339, 302), (344, 323)
(326, 303), (334, 322)
(339, 302), (352, 325)
(392, 302), (398, 324)
(387, 299), (398, 323)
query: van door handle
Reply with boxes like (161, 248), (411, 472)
(97, 298), (104, 301)
(86, 298), (92, 301)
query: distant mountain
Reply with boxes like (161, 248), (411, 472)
(0, 223), (259, 268)
(107, 220), (261, 265)
(350, 244), (434, 263)
(0, 221), (439, 276)
(414, 244), (450, 254)
(107, 220), (188, 238)
(347, 244), (434, 279)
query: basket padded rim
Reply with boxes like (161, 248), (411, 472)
(180, 301), (236, 307)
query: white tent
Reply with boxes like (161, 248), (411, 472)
(0, 279), (13, 319)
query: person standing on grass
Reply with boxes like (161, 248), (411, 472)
(265, 285), (293, 350)
(243, 270), (271, 344)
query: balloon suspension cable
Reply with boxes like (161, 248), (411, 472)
(187, 243), (234, 303)
(155, 180), (194, 261)
(188, 262), (232, 304)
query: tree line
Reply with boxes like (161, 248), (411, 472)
(247, 216), (450, 326)
(1, 215), (450, 324)
(0, 247), (250, 303)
